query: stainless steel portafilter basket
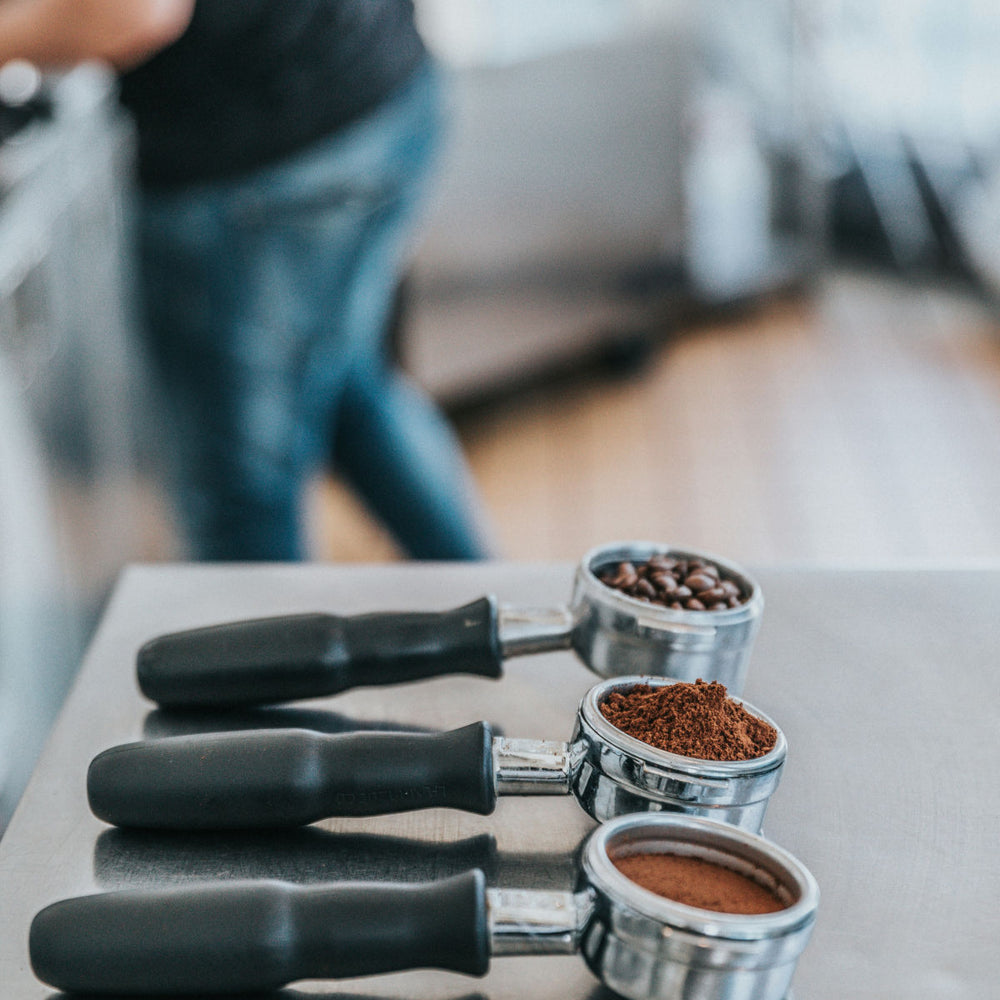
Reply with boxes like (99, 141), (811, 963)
(30, 815), (818, 999)
(570, 678), (786, 833)
(578, 814), (820, 1000)
(87, 677), (786, 834)
(135, 541), (764, 708)
(567, 542), (764, 694)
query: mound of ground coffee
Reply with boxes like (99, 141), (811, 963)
(596, 555), (748, 611)
(599, 679), (777, 760)
(613, 851), (787, 914)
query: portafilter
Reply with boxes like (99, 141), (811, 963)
(30, 814), (819, 1000)
(87, 677), (786, 834)
(137, 541), (764, 708)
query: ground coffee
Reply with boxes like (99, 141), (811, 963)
(596, 555), (748, 611)
(613, 851), (787, 914)
(599, 679), (777, 760)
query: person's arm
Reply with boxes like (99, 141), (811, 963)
(0, 0), (194, 71)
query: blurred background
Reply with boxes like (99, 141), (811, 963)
(3, 0), (1000, 823)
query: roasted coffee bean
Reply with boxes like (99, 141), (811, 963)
(684, 572), (716, 592)
(604, 561), (638, 589)
(651, 572), (678, 593)
(698, 586), (727, 602)
(647, 555), (678, 572)
(595, 553), (749, 611)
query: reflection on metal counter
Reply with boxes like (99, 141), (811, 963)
(92, 826), (578, 892)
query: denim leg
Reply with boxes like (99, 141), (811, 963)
(334, 365), (496, 559)
(136, 60), (493, 561)
(316, 71), (494, 558)
(138, 195), (316, 560)
(324, 142), (495, 558)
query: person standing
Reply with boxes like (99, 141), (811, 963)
(1, 0), (496, 561)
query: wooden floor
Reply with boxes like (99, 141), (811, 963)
(314, 269), (1000, 567)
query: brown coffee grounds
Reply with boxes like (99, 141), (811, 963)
(599, 679), (777, 760)
(613, 851), (787, 914)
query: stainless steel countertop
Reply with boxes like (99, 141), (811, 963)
(2, 562), (998, 999)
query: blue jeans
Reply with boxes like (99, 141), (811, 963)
(136, 63), (494, 561)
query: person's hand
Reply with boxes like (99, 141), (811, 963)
(0, 0), (194, 71)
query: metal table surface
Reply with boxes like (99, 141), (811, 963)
(1, 561), (997, 999)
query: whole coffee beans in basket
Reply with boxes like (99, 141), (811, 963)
(596, 555), (748, 611)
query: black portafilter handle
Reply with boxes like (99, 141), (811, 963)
(136, 596), (504, 709)
(30, 871), (490, 996)
(87, 722), (497, 830)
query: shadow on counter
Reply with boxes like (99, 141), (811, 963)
(94, 828), (578, 892)
(46, 992), (494, 1000)
(142, 706), (446, 739)
(46, 989), (617, 1000)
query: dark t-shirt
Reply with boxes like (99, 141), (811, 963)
(119, 0), (426, 190)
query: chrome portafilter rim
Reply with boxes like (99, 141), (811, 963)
(582, 813), (819, 941)
(578, 541), (765, 629)
(580, 675), (787, 783)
